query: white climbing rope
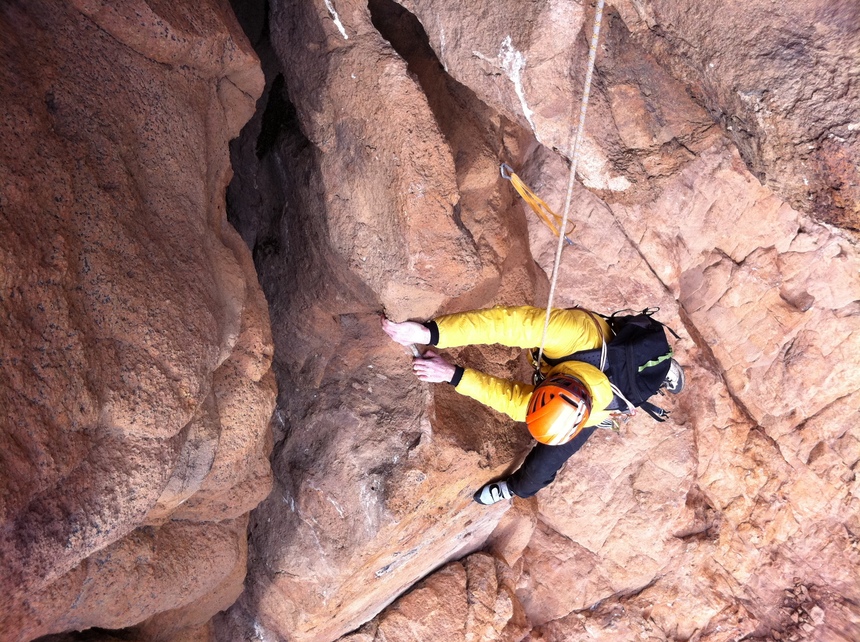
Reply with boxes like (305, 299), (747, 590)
(535, 0), (606, 373)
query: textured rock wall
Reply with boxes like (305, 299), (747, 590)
(222, 1), (859, 641)
(615, 0), (860, 230)
(405, 0), (860, 229)
(0, 1), (274, 640)
(218, 1), (544, 640)
(2, 0), (858, 641)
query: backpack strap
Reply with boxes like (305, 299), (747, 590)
(639, 400), (669, 422)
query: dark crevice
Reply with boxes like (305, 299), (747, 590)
(368, 0), (433, 77)
(256, 74), (296, 159)
(225, 0), (311, 267)
(229, 0), (270, 48)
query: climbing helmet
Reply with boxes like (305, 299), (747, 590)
(526, 373), (592, 446)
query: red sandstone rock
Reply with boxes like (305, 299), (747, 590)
(4, 0), (860, 641)
(16, 518), (248, 640)
(476, 65), (859, 642)
(317, 1), (856, 640)
(0, 1), (273, 639)
(615, 0), (860, 230)
(217, 1), (545, 639)
(265, 0), (486, 322)
(406, 0), (860, 227)
(219, 0), (859, 638)
(338, 552), (528, 642)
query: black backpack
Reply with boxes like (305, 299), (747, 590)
(539, 309), (679, 422)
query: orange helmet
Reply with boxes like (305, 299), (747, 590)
(526, 374), (592, 446)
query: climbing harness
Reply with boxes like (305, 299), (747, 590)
(502, 0), (606, 377)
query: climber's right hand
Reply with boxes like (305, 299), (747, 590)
(412, 350), (457, 383)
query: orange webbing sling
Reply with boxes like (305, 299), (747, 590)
(500, 164), (575, 246)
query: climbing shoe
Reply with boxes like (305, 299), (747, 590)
(474, 480), (514, 505)
(662, 359), (685, 394)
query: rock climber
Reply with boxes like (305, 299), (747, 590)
(382, 306), (684, 505)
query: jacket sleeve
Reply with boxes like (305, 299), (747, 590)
(433, 306), (609, 359)
(455, 368), (534, 422)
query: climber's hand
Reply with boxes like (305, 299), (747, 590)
(412, 350), (456, 383)
(381, 317), (431, 346)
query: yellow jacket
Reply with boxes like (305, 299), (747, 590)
(432, 306), (615, 428)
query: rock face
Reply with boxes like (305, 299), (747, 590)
(222, 0), (860, 641)
(615, 0), (860, 231)
(405, 0), (860, 229)
(3, 0), (859, 641)
(217, 2), (542, 640)
(0, 2), (274, 640)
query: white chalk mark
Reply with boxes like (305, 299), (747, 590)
(499, 36), (537, 136)
(327, 496), (345, 518)
(324, 0), (349, 40)
(253, 620), (274, 642)
(473, 36), (538, 139)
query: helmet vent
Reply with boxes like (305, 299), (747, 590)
(559, 393), (579, 407)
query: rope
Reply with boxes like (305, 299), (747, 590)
(534, 0), (605, 373)
(500, 164), (575, 246)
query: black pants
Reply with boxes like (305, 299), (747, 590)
(506, 426), (597, 498)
